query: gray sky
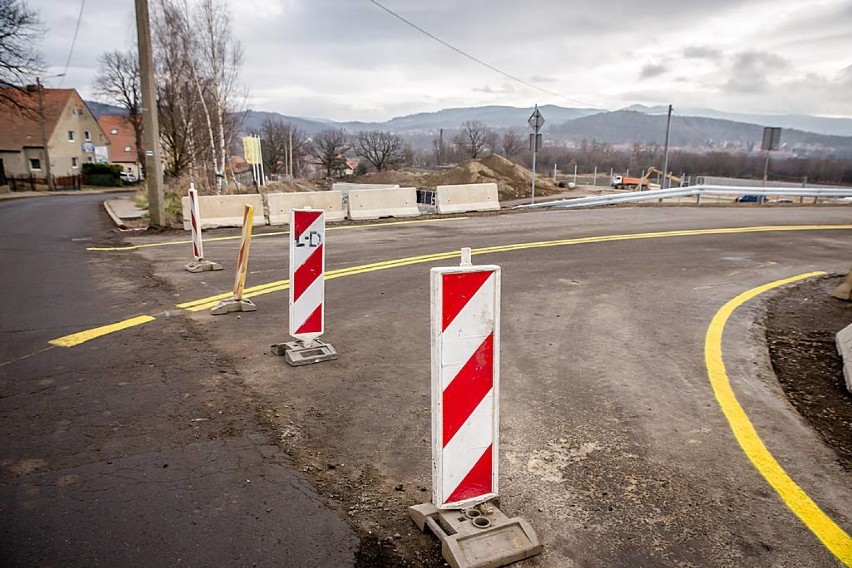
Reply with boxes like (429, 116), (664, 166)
(37, 0), (852, 122)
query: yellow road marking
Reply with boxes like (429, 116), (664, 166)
(173, 224), (852, 312)
(87, 216), (470, 251)
(49, 315), (156, 348)
(705, 273), (852, 565)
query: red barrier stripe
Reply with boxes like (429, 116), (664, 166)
(296, 304), (322, 334)
(442, 271), (492, 332)
(446, 445), (492, 504)
(442, 334), (493, 445)
(293, 244), (323, 302)
(294, 209), (322, 237)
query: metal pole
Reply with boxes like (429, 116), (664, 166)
(36, 78), (56, 192)
(257, 135), (265, 186)
(135, 0), (165, 226)
(593, 166), (597, 186)
(531, 143), (537, 204)
(661, 104), (672, 190)
(762, 151), (770, 186)
(573, 164), (577, 185)
(553, 163), (557, 181)
(288, 128), (294, 180)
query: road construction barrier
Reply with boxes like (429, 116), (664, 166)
(181, 193), (265, 230)
(266, 191), (345, 225)
(184, 184), (223, 273)
(435, 183), (500, 214)
(332, 183), (399, 204)
(348, 187), (420, 220)
(271, 208), (337, 365)
(211, 204), (257, 314)
(407, 249), (541, 568)
(431, 249), (500, 509)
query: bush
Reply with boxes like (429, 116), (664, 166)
(82, 163), (122, 186)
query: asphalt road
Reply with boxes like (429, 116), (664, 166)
(2, 198), (851, 567)
(0, 194), (357, 567)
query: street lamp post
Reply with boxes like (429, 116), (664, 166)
(36, 74), (64, 191)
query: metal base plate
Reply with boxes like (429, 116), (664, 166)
(408, 503), (544, 568)
(271, 339), (338, 366)
(185, 259), (223, 273)
(210, 298), (257, 315)
(408, 502), (542, 568)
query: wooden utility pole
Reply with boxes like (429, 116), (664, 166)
(135, 0), (165, 227)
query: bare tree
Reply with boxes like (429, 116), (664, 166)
(501, 130), (525, 157)
(311, 129), (349, 178)
(354, 130), (405, 172)
(259, 117), (308, 177)
(92, 50), (144, 169)
(0, 0), (44, 108)
(454, 120), (495, 159)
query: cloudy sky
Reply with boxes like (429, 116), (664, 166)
(37, 0), (852, 122)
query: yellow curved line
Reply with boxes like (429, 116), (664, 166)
(86, 216), (470, 251)
(705, 273), (852, 565)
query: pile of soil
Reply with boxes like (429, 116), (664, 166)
(354, 154), (562, 200)
(764, 274), (852, 470)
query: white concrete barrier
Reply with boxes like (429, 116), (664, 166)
(435, 183), (500, 214)
(181, 194), (266, 230)
(332, 183), (399, 204)
(348, 187), (420, 220)
(266, 191), (345, 225)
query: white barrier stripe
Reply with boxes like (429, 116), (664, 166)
(440, 274), (496, 390)
(441, 392), (494, 498)
(190, 189), (203, 260)
(292, 274), (323, 328)
(293, 216), (324, 267)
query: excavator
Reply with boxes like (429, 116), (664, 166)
(610, 167), (681, 190)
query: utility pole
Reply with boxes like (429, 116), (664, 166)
(135, 0), (165, 227)
(36, 77), (56, 192)
(661, 104), (672, 189)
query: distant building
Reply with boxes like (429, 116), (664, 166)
(98, 115), (141, 179)
(0, 87), (108, 181)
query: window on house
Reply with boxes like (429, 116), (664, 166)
(110, 128), (118, 135)
(30, 158), (42, 170)
(124, 145), (132, 153)
(68, 131), (75, 142)
(87, 156), (94, 163)
(84, 130), (91, 141)
(71, 157), (79, 168)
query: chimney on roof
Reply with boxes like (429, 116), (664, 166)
(26, 84), (40, 92)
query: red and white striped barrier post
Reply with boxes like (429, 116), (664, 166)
(184, 184), (222, 273)
(408, 248), (542, 567)
(271, 208), (338, 365)
(211, 204), (257, 315)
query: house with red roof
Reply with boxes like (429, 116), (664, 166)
(98, 114), (141, 179)
(0, 87), (109, 182)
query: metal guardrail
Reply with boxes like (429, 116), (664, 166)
(516, 185), (852, 210)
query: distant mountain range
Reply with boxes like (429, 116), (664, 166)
(86, 100), (852, 158)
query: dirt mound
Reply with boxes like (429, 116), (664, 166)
(354, 155), (561, 200)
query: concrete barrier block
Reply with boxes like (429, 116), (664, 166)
(838, 323), (852, 393)
(266, 191), (345, 225)
(332, 183), (399, 204)
(435, 183), (500, 214)
(182, 194), (266, 230)
(348, 187), (420, 220)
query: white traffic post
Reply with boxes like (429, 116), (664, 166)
(431, 247), (500, 509)
(408, 247), (541, 566)
(271, 207), (337, 365)
(185, 183), (222, 273)
(211, 204), (257, 315)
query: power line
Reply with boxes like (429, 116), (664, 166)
(58, 0), (86, 87)
(368, 0), (599, 109)
(673, 109), (706, 141)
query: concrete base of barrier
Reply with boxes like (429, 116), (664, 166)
(348, 187), (420, 220)
(408, 501), (542, 568)
(435, 183), (500, 214)
(181, 194), (265, 230)
(837, 323), (852, 393)
(267, 191), (345, 225)
(271, 339), (338, 366)
(210, 297), (257, 315)
(185, 259), (223, 273)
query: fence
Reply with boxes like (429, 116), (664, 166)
(8, 175), (81, 191)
